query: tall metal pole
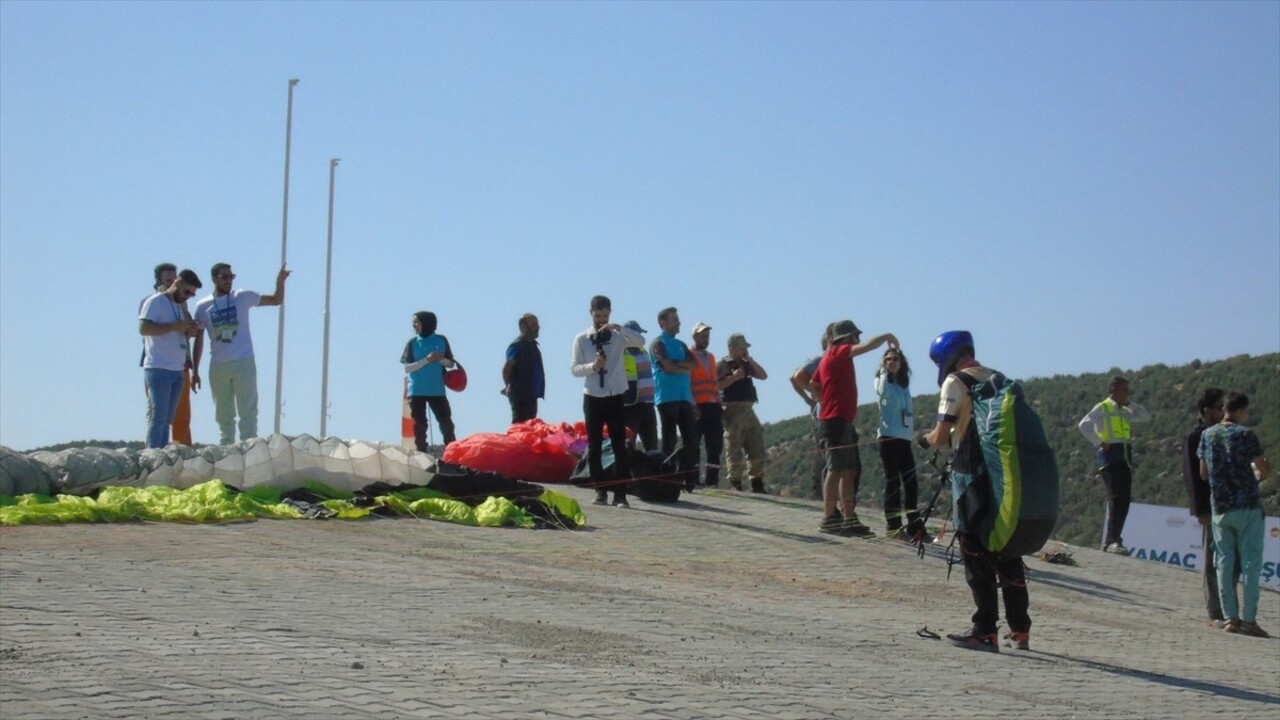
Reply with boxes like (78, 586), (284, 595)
(320, 159), (340, 439)
(274, 78), (299, 435)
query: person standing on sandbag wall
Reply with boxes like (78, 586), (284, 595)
(141, 263), (196, 446)
(502, 313), (545, 425)
(192, 262), (290, 445)
(402, 311), (458, 452)
(571, 295), (643, 507)
(140, 269), (203, 449)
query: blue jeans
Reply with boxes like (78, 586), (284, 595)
(144, 368), (184, 449)
(1212, 507), (1265, 623)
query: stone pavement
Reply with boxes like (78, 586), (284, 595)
(2, 486), (1278, 719)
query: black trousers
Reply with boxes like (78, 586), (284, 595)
(1100, 463), (1132, 546)
(696, 402), (724, 486)
(509, 396), (538, 425)
(878, 437), (920, 531)
(409, 395), (455, 451)
(625, 402), (659, 452)
(960, 533), (1030, 635)
(658, 401), (699, 489)
(584, 394), (629, 495)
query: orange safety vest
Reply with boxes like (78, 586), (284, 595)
(690, 350), (720, 404)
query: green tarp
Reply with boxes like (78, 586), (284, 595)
(0, 479), (585, 529)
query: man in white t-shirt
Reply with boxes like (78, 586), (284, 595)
(139, 269), (203, 449)
(193, 262), (291, 445)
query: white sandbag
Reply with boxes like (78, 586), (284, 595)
(211, 447), (245, 489)
(175, 453), (215, 489)
(289, 434), (322, 475)
(8, 435), (442, 497)
(321, 437), (354, 479)
(375, 444), (411, 485)
(139, 448), (176, 488)
(0, 446), (59, 496)
(349, 441), (383, 485)
(241, 437), (275, 488)
(267, 433), (295, 481)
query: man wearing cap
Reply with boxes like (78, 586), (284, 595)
(810, 320), (898, 536)
(502, 313), (544, 424)
(689, 322), (723, 488)
(192, 262), (291, 445)
(139, 269), (203, 449)
(650, 307), (699, 492)
(717, 332), (769, 493)
(622, 320), (659, 451)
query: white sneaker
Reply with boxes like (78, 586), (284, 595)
(1105, 542), (1131, 556)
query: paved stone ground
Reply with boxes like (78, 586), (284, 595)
(2, 486), (1278, 719)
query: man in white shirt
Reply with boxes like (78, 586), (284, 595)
(571, 295), (643, 507)
(139, 269), (202, 449)
(193, 262), (291, 445)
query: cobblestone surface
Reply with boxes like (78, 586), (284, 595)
(2, 487), (1278, 718)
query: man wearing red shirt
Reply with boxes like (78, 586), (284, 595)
(810, 319), (899, 536)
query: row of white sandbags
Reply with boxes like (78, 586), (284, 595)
(1, 434), (435, 497)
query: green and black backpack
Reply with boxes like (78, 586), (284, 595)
(955, 369), (1060, 558)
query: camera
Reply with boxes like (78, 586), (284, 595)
(590, 328), (612, 387)
(590, 327), (612, 352)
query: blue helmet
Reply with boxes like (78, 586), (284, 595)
(928, 331), (974, 386)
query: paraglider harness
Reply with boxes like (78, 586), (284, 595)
(911, 450), (964, 579)
(913, 449), (1032, 589)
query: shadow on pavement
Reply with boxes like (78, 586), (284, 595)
(1020, 649), (1280, 706)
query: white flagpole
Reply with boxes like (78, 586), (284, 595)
(274, 78), (299, 435)
(320, 158), (340, 439)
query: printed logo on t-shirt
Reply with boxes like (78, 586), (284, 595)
(209, 304), (240, 343)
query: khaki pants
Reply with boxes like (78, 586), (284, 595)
(210, 357), (258, 445)
(723, 402), (766, 482)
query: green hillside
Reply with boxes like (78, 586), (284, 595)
(763, 353), (1280, 547)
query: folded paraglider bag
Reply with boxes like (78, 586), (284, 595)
(568, 444), (635, 494)
(427, 462), (545, 507)
(631, 450), (681, 503)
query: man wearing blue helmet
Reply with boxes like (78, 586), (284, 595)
(920, 331), (1032, 653)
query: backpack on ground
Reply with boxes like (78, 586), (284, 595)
(955, 370), (1060, 558)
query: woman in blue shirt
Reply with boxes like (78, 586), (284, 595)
(876, 348), (925, 541)
(402, 311), (457, 452)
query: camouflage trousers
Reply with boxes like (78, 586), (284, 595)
(723, 402), (766, 482)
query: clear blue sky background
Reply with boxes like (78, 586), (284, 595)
(2, 1), (1277, 452)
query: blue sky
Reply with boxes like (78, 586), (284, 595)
(2, 1), (1277, 452)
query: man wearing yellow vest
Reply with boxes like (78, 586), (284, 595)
(1078, 376), (1152, 555)
(689, 322), (723, 487)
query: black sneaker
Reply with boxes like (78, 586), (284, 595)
(819, 514), (844, 535)
(612, 495), (630, 508)
(947, 628), (999, 653)
(593, 491), (609, 506)
(839, 511), (874, 538)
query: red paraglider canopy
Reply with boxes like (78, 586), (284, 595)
(442, 419), (592, 484)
